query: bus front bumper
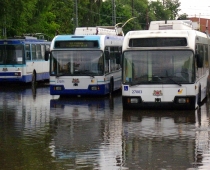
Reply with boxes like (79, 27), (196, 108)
(122, 96), (196, 110)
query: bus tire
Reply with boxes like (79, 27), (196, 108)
(109, 77), (114, 94)
(31, 71), (36, 87)
(207, 81), (210, 98)
(122, 104), (129, 110)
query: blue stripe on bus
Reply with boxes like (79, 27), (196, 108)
(0, 72), (49, 83)
(0, 65), (25, 67)
(50, 84), (108, 95)
(50, 78), (122, 95)
(0, 72), (19, 76)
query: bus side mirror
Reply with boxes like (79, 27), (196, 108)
(105, 51), (110, 60)
(195, 54), (203, 68)
(116, 53), (121, 64)
(45, 51), (50, 61)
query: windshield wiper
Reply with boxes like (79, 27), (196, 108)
(163, 70), (182, 86)
(161, 76), (182, 86)
(78, 70), (95, 78)
(130, 81), (142, 86)
(56, 73), (66, 77)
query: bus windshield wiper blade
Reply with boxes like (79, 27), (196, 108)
(80, 70), (95, 77)
(56, 73), (66, 77)
(162, 76), (182, 86)
(130, 81), (142, 86)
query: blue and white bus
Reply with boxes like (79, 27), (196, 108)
(46, 28), (124, 96)
(122, 20), (210, 110)
(0, 34), (51, 84)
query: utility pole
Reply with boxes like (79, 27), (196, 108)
(75, 0), (78, 28)
(112, 0), (116, 25)
(3, 8), (6, 37)
(146, 9), (149, 30)
(132, 0), (134, 17)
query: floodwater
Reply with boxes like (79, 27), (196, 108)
(0, 83), (210, 170)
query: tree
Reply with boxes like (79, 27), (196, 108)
(0, 0), (182, 38)
(177, 13), (189, 20)
(165, 0), (181, 20)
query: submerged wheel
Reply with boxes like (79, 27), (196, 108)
(109, 77), (114, 95)
(31, 72), (36, 87)
(207, 82), (210, 98)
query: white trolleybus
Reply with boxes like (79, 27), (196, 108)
(122, 20), (210, 110)
(45, 26), (124, 96)
(0, 33), (51, 84)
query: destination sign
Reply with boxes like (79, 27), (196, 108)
(129, 38), (187, 47)
(54, 40), (99, 48)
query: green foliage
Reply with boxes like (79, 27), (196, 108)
(0, 0), (181, 39)
(177, 13), (189, 20)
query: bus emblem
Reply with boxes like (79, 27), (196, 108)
(153, 90), (162, 96)
(178, 89), (183, 94)
(72, 78), (79, 84)
(2, 68), (8, 71)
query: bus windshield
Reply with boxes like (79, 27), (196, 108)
(51, 50), (104, 76)
(0, 45), (24, 65)
(123, 50), (195, 85)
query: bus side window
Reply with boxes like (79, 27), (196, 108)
(110, 46), (121, 71)
(116, 47), (122, 69)
(105, 60), (109, 73)
(204, 44), (208, 69)
(104, 46), (110, 73)
(31, 44), (36, 60)
(36, 44), (42, 59)
(41, 44), (45, 59)
(25, 44), (31, 60)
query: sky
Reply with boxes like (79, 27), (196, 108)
(178, 0), (210, 19)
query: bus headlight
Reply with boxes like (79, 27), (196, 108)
(14, 72), (21, 76)
(177, 98), (190, 103)
(129, 98), (139, 103)
(91, 86), (100, 90)
(54, 86), (62, 90)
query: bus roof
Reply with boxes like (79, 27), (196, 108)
(74, 26), (124, 36)
(149, 20), (194, 30)
(125, 29), (208, 39)
(50, 34), (124, 50)
(52, 34), (123, 40)
(123, 29), (209, 51)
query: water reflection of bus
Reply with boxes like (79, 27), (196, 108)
(49, 93), (124, 169)
(0, 34), (51, 84)
(122, 109), (196, 169)
(50, 97), (107, 117)
(0, 85), (52, 135)
(194, 101), (210, 169)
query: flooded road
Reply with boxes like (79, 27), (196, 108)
(0, 84), (210, 170)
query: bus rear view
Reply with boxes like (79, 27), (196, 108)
(122, 20), (210, 110)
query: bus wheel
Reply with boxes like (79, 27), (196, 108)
(109, 77), (114, 95)
(207, 82), (210, 98)
(31, 72), (36, 87)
